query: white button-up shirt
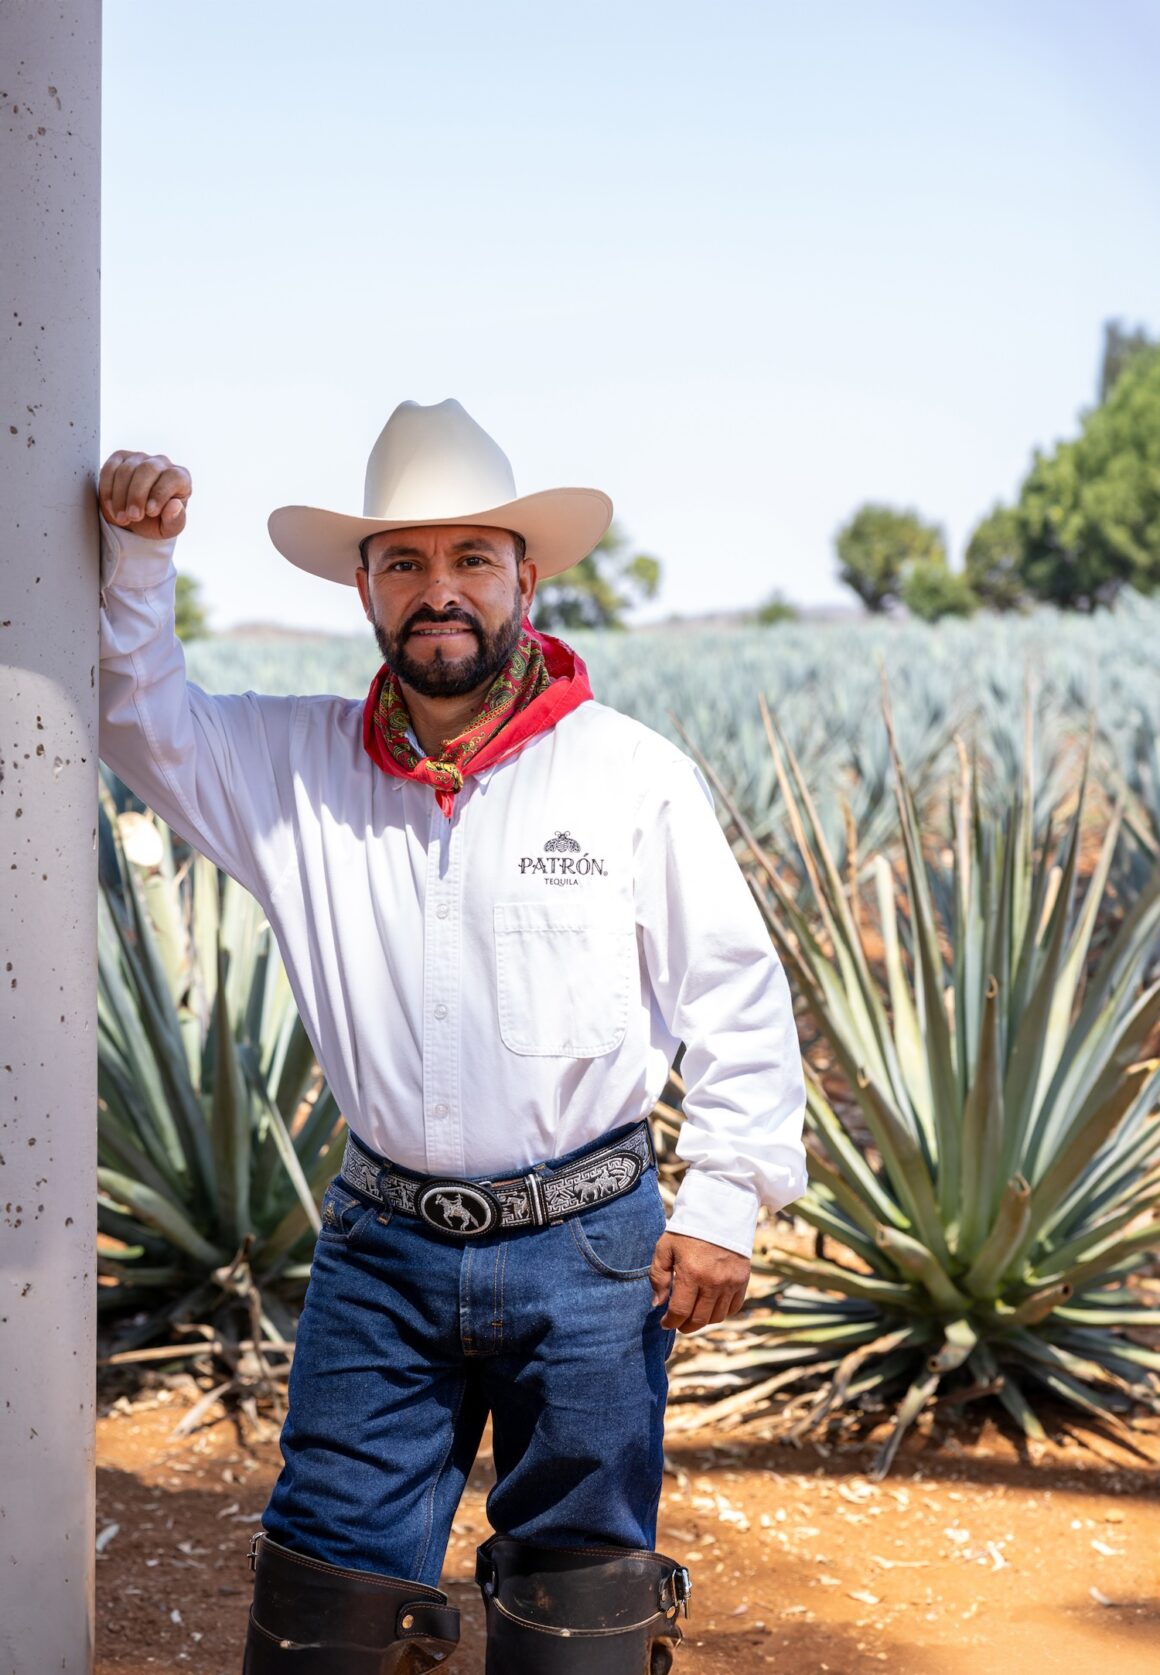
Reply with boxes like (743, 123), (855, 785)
(98, 521), (807, 1256)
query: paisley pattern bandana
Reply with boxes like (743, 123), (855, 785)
(363, 623), (592, 815)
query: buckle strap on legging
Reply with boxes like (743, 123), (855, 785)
(474, 1534), (692, 1624)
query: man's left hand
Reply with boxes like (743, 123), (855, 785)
(649, 1231), (751, 1333)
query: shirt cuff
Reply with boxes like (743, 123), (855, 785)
(666, 1170), (761, 1258)
(100, 514), (177, 600)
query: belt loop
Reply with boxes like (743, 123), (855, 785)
(524, 1171), (548, 1227)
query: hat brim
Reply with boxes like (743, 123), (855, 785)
(268, 487), (613, 586)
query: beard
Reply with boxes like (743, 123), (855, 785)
(372, 593), (525, 698)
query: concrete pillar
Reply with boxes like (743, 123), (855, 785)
(0, 4), (101, 1671)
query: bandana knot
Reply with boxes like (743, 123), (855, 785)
(362, 623), (591, 811)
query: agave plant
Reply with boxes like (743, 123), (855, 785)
(97, 782), (344, 1353)
(670, 698), (1160, 1473)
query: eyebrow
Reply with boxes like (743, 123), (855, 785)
(368, 543), (425, 563)
(369, 536), (505, 563)
(449, 536), (503, 554)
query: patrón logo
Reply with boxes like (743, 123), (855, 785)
(519, 831), (607, 887)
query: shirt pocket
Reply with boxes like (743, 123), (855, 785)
(494, 899), (635, 1057)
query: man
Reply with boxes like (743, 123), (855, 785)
(98, 399), (806, 1673)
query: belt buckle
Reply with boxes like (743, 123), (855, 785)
(415, 1179), (500, 1238)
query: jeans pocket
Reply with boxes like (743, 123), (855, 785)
(569, 1177), (666, 1280)
(316, 1178), (383, 1247)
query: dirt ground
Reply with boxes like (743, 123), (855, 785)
(93, 1386), (1160, 1675)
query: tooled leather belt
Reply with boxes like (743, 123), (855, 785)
(339, 1121), (655, 1239)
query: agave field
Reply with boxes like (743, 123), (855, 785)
(187, 598), (1160, 873)
(95, 606), (1160, 1462)
(97, 778), (343, 1403)
(668, 705), (1160, 1471)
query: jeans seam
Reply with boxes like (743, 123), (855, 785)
(460, 1244), (473, 1354)
(414, 1373), (469, 1581)
(494, 1239), (507, 1349)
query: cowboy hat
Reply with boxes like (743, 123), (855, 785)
(268, 399), (613, 586)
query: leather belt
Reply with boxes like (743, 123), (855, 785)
(340, 1121), (655, 1240)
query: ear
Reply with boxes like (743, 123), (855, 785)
(354, 564), (372, 619)
(518, 558), (537, 618)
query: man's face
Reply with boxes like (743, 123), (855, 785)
(355, 524), (537, 698)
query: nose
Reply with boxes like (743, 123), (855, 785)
(420, 565), (463, 606)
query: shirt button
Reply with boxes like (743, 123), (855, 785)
(433, 1003), (448, 1020)
(432, 1102), (449, 1119)
(435, 902), (450, 919)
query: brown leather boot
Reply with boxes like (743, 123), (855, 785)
(243, 1532), (459, 1673)
(475, 1535), (690, 1673)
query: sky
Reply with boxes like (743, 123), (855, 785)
(101, 0), (1160, 632)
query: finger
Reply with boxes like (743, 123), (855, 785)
(661, 1275), (701, 1332)
(108, 453), (149, 522)
(682, 1292), (721, 1334)
(707, 1289), (737, 1327)
(649, 1237), (676, 1312)
(98, 451), (134, 510)
(158, 496), (187, 537)
(712, 1285), (744, 1325)
(142, 465), (191, 519)
(124, 456), (172, 521)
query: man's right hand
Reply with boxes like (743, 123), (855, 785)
(99, 451), (192, 541)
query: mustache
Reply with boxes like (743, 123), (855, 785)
(402, 607), (481, 638)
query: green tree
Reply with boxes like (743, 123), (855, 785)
(1099, 318), (1156, 403)
(755, 591), (799, 626)
(1019, 347), (1160, 610)
(964, 505), (1026, 612)
(835, 504), (945, 613)
(533, 522), (661, 630)
(901, 558), (977, 622)
(175, 572), (209, 641)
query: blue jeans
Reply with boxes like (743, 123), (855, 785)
(263, 1128), (674, 1587)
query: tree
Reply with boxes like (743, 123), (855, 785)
(835, 504), (945, 613)
(901, 558), (977, 622)
(1100, 318), (1156, 403)
(964, 505), (1026, 611)
(532, 522), (661, 630)
(755, 591), (799, 626)
(1018, 347), (1160, 610)
(175, 572), (209, 641)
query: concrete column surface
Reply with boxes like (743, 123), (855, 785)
(0, 4), (102, 1672)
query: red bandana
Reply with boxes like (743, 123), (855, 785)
(363, 623), (592, 814)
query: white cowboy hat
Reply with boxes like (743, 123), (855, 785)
(268, 399), (613, 586)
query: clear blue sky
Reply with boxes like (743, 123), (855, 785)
(101, 0), (1160, 632)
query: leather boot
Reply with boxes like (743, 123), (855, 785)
(475, 1534), (691, 1674)
(243, 1532), (460, 1673)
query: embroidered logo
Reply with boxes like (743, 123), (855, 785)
(416, 1182), (498, 1237)
(518, 831), (607, 886)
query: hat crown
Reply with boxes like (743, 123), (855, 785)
(363, 399), (518, 524)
